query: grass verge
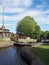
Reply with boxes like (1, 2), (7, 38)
(0, 40), (10, 44)
(31, 45), (49, 65)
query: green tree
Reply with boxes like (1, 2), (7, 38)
(33, 26), (41, 39)
(47, 32), (49, 39)
(16, 16), (41, 38)
(41, 31), (49, 39)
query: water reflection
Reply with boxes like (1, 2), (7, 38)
(0, 46), (27, 65)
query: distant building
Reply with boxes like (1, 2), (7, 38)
(0, 7), (12, 40)
(0, 26), (11, 40)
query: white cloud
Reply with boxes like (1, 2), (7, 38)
(0, 9), (43, 22)
(35, 15), (49, 24)
(0, 7), (25, 13)
(0, 0), (49, 32)
(0, 15), (3, 21)
(36, 5), (44, 8)
(0, 23), (16, 26)
(0, 0), (33, 8)
(0, 0), (49, 26)
(36, 0), (48, 10)
(22, 0), (32, 7)
(44, 10), (49, 14)
(0, 8), (49, 25)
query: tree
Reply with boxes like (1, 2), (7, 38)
(47, 32), (49, 39)
(33, 26), (41, 39)
(16, 16), (41, 39)
(41, 31), (49, 39)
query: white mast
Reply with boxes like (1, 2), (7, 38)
(3, 7), (4, 26)
(2, 7), (5, 29)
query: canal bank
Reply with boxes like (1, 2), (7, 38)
(0, 41), (45, 65)
(20, 46), (45, 65)
(0, 41), (14, 48)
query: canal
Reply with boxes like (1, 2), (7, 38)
(0, 46), (27, 65)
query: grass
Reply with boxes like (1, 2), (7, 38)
(0, 40), (10, 44)
(31, 45), (49, 65)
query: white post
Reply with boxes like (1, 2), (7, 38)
(2, 7), (5, 29)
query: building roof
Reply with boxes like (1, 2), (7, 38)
(0, 27), (10, 33)
(0, 28), (9, 31)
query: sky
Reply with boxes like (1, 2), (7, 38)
(0, 0), (49, 33)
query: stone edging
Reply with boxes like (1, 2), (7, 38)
(20, 46), (45, 65)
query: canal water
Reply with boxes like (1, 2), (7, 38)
(0, 46), (27, 65)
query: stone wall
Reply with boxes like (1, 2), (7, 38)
(20, 46), (45, 65)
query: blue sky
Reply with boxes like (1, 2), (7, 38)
(0, 0), (49, 33)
